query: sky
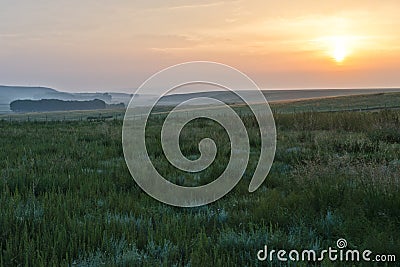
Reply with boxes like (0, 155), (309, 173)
(1, 0), (400, 93)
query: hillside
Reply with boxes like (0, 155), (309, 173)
(158, 88), (400, 106)
(0, 86), (121, 113)
(2, 85), (400, 114)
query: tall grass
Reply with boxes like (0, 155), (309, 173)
(0, 109), (399, 266)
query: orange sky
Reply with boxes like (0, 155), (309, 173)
(1, 0), (400, 92)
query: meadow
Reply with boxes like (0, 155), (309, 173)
(0, 93), (399, 266)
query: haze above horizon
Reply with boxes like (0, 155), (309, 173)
(1, 1), (400, 93)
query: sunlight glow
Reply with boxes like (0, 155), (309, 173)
(313, 35), (361, 64)
(332, 37), (348, 62)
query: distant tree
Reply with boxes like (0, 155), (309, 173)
(10, 99), (106, 112)
(102, 93), (112, 102)
(107, 102), (125, 109)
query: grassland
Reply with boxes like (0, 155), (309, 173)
(271, 92), (400, 113)
(0, 93), (399, 266)
(0, 108), (126, 122)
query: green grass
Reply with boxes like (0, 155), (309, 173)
(0, 95), (399, 266)
(0, 108), (126, 122)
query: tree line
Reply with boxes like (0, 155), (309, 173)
(10, 99), (107, 112)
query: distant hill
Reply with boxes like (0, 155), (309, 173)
(0, 86), (57, 102)
(2, 85), (400, 113)
(10, 99), (107, 112)
(0, 85), (111, 102)
(0, 86), (131, 113)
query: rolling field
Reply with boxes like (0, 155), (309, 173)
(0, 94), (399, 266)
(271, 92), (400, 113)
(2, 92), (400, 123)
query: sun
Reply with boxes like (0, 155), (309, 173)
(331, 36), (348, 63)
(313, 35), (355, 64)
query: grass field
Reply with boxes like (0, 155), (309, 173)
(271, 92), (400, 113)
(0, 93), (399, 266)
